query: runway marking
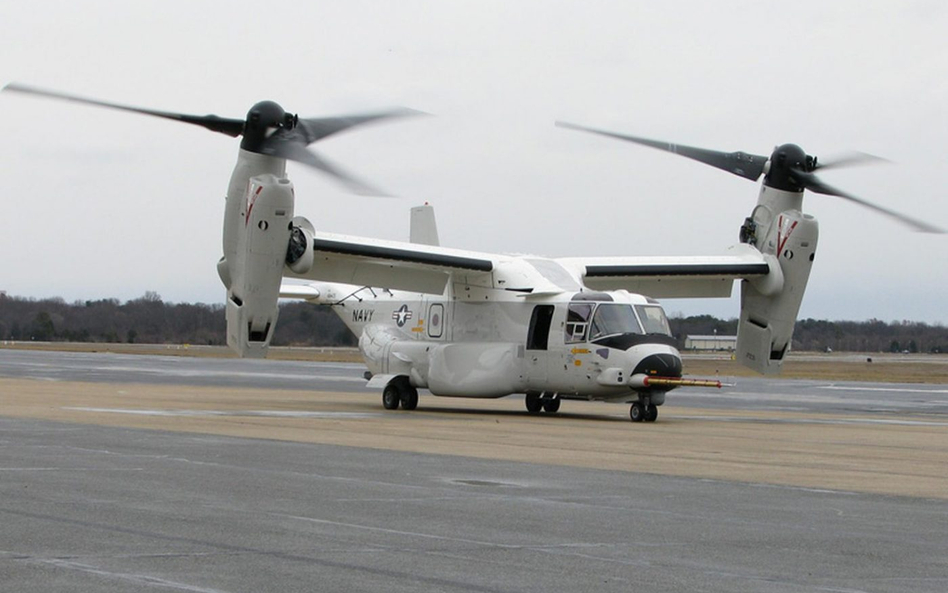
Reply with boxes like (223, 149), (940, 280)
(23, 558), (234, 593)
(0, 467), (70, 471)
(280, 513), (592, 551)
(280, 512), (688, 572)
(100, 368), (368, 383)
(678, 391), (948, 410)
(64, 407), (383, 419)
(7, 363), (369, 383)
(0, 467), (143, 472)
(820, 385), (948, 394)
(676, 415), (948, 427)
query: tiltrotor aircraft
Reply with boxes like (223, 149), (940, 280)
(5, 84), (941, 423)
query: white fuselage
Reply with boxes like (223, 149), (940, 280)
(310, 257), (681, 404)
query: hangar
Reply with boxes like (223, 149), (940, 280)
(684, 334), (737, 351)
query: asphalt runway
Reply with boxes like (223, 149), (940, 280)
(2, 349), (948, 592)
(4, 349), (948, 416)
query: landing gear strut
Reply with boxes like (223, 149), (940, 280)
(630, 400), (658, 423)
(382, 384), (400, 410)
(525, 391), (542, 414)
(542, 396), (561, 413)
(645, 403), (658, 422)
(382, 377), (418, 411)
(525, 392), (560, 414)
(400, 385), (419, 411)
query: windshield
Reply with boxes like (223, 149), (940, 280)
(634, 305), (672, 336)
(590, 304), (643, 340)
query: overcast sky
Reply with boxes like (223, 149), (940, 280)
(2, 1), (946, 323)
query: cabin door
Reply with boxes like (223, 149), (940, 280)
(524, 304), (555, 387)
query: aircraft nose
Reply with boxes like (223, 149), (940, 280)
(632, 352), (682, 378)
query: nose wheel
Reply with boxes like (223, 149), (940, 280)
(630, 401), (658, 422)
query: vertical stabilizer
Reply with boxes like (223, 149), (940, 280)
(410, 203), (440, 246)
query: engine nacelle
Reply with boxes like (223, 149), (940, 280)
(225, 174), (295, 358)
(285, 216), (315, 275)
(737, 209), (818, 374)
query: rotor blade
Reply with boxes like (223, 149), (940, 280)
(793, 169), (944, 233)
(2, 82), (245, 137)
(271, 142), (390, 196)
(297, 108), (425, 145)
(815, 151), (891, 172)
(556, 121), (769, 182)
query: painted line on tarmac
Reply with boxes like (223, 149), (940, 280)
(820, 385), (948, 394)
(64, 407), (383, 419)
(677, 391), (947, 410)
(22, 558), (233, 593)
(675, 415), (948, 427)
(69, 367), (368, 382)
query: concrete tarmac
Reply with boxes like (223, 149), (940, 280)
(2, 349), (948, 592)
(4, 349), (948, 415)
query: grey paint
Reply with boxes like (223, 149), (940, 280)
(2, 415), (946, 593)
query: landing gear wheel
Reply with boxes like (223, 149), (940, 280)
(525, 391), (542, 414)
(644, 404), (658, 422)
(382, 384), (401, 410)
(542, 397), (561, 413)
(629, 402), (645, 422)
(400, 385), (419, 411)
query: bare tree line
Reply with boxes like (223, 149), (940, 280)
(0, 293), (354, 348)
(667, 315), (948, 354)
(1, 293), (945, 353)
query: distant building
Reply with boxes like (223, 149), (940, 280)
(684, 334), (737, 351)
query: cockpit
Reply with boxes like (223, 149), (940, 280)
(565, 294), (672, 345)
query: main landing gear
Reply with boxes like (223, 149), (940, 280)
(629, 400), (658, 423)
(524, 391), (560, 414)
(382, 377), (418, 411)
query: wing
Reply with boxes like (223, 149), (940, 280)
(558, 244), (774, 298)
(287, 230), (498, 294)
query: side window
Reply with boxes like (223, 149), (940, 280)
(427, 303), (444, 338)
(526, 305), (554, 350)
(565, 303), (593, 344)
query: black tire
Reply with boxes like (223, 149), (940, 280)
(542, 397), (561, 413)
(400, 385), (419, 411)
(382, 384), (401, 410)
(629, 402), (645, 422)
(644, 404), (658, 422)
(525, 391), (542, 414)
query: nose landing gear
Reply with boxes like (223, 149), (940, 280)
(630, 399), (658, 422)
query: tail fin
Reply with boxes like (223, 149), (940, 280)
(410, 203), (440, 246)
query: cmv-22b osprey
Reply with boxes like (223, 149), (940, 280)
(5, 84), (941, 423)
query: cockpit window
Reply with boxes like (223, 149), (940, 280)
(590, 304), (643, 340)
(634, 305), (672, 336)
(565, 303), (593, 343)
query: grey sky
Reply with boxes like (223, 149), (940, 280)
(2, 1), (946, 322)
